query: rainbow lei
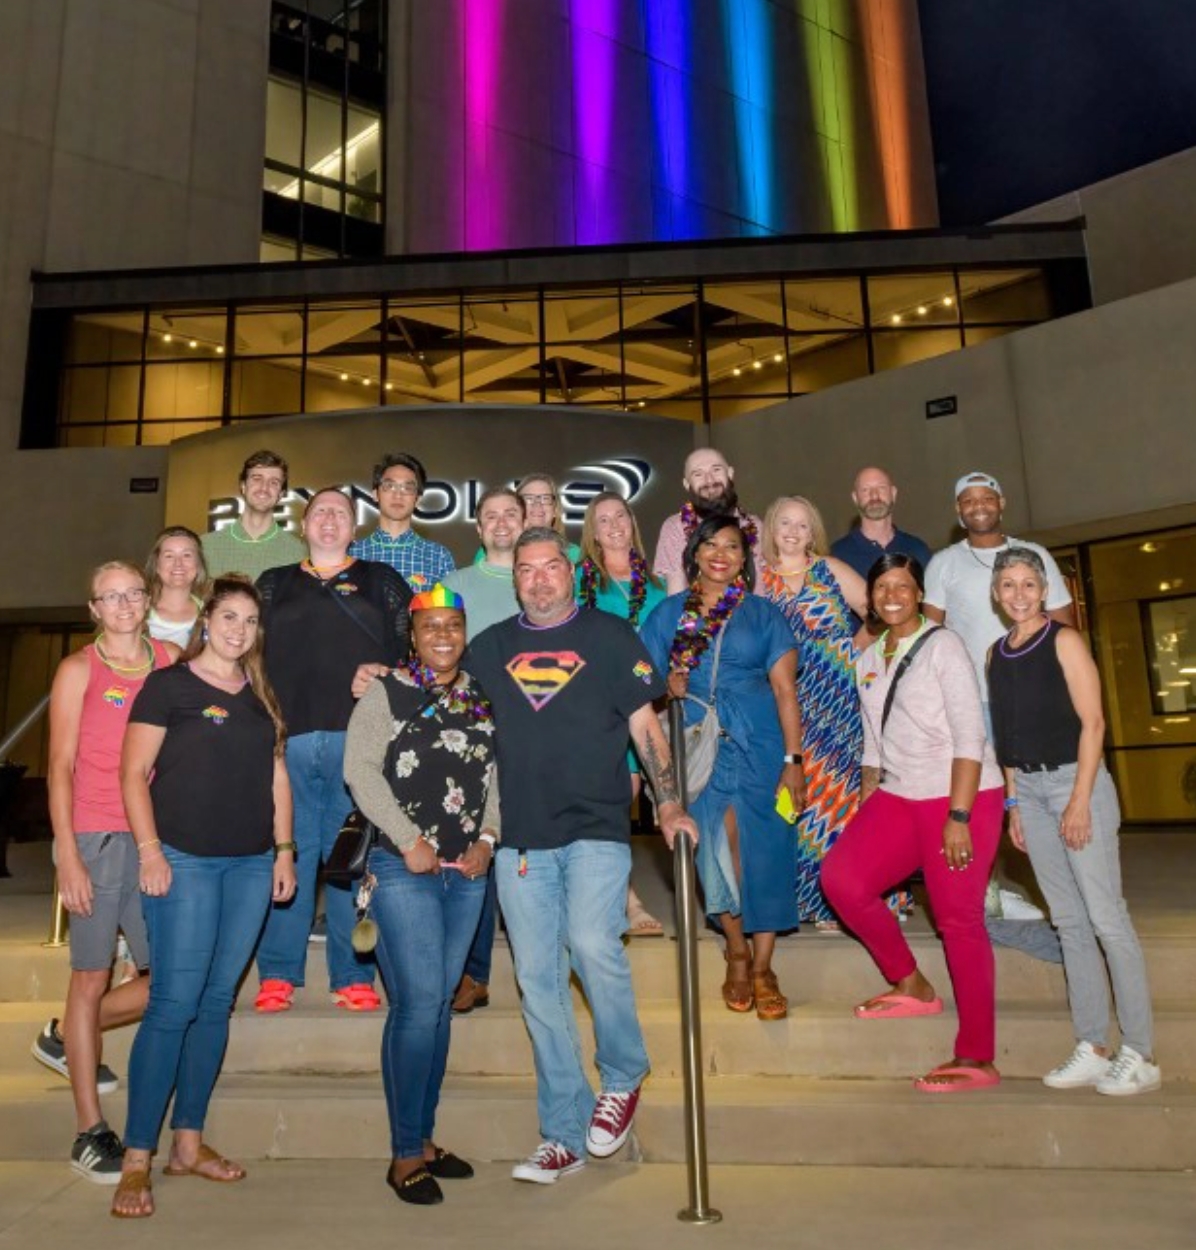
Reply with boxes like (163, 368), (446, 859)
(401, 660), (493, 724)
(680, 502), (758, 550)
(669, 578), (747, 673)
(578, 548), (651, 627)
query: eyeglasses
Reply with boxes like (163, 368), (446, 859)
(92, 589), (148, 607)
(379, 480), (420, 496)
(520, 493), (555, 506)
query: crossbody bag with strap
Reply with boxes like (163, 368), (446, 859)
(877, 626), (942, 783)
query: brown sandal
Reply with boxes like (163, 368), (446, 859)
(163, 1142), (246, 1182)
(111, 1169), (154, 1219)
(753, 969), (788, 1021)
(722, 948), (755, 1013)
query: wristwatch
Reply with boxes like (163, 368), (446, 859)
(783, 753), (803, 765)
(948, 808), (971, 824)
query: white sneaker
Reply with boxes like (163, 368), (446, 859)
(998, 888), (1045, 921)
(1043, 1041), (1111, 1089)
(511, 1141), (586, 1184)
(1095, 1047), (1162, 1097)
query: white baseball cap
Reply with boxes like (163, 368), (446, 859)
(954, 471), (1002, 499)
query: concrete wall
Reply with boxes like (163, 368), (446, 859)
(0, 1), (269, 459)
(714, 274), (1196, 550)
(1003, 147), (1196, 307)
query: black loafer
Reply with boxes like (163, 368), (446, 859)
(426, 1147), (473, 1180)
(387, 1165), (443, 1206)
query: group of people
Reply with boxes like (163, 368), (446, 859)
(34, 443), (1160, 1218)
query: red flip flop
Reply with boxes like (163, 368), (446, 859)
(854, 993), (944, 1019)
(914, 1064), (1001, 1093)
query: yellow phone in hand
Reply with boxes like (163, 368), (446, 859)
(775, 786), (799, 824)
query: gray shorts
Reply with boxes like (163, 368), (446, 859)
(69, 832), (150, 973)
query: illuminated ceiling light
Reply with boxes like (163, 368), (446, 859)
(732, 367), (742, 377)
(162, 333), (173, 342)
(773, 353), (783, 363)
(340, 373), (349, 382)
(943, 296), (954, 307)
(890, 314), (901, 324)
(215, 345), (225, 354)
(1140, 541), (1159, 553)
(917, 305), (928, 316)
(384, 382), (394, 391)
(1180, 667), (1196, 675)
(1160, 582), (1172, 591)
(188, 339), (198, 348)
(637, 400), (646, 408)
(752, 359), (763, 370)
(1167, 680), (1191, 687)
(362, 377), (372, 385)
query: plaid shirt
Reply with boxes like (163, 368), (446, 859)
(349, 528), (455, 593)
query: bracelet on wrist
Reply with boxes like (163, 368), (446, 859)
(137, 838), (161, 856)
(783, 752), (802, 765)
(1004, 797), (1019, 811)
(478, 832), (497, 849)
(273, 840), (297, 858)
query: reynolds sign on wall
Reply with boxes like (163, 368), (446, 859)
(164, 405), (696, 565)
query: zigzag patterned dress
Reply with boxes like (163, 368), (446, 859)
(760, 562), (862, 922)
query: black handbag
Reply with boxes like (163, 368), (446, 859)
(324, 808), (378, 885)
(324, 684), (439, 884)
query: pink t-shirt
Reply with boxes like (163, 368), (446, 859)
(652, 509), (764, 595)
(856, 623), (1002, 801)
(72, 641), (172, 833)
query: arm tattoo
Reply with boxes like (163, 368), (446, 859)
(640, 732), (681, 808)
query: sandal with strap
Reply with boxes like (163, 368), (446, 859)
(333, 983), (382, 1012)
(163, 1142), (246, 1182)
(111, 1169), (154, 1219)
(722, 949), (755, 1013)
(753, 969), (788, 1021)
(253, 979), (294, 1013)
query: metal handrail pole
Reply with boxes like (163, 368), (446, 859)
(0, 693), (50, 761)
(668, 699), (722, 1225)
(43, 880), (68, 948)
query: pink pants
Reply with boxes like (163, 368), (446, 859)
(820, 787), (1003, 1062)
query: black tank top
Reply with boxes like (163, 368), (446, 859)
(988, 619), (1083, 768)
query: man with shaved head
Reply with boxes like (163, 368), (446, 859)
(830, 465), (932, 582)
(652, 447), (762, 594)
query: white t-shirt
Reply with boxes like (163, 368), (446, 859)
(923, 538), (1072, 694)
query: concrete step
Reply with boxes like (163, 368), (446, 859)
(5, 926), (1194, 1009)
(6, 997), (1195, 1082)
(5, 1071), (1194, 1171)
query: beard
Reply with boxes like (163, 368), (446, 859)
(859, 500), (893, 521)
(690, 483), (739, 517)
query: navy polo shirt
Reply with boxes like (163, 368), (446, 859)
(830, 526), (933, 582)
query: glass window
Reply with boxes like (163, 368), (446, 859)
(235, 304), (305, 357)
(304, 87), (344, 183)
(345, 104), (382, 196)
(960, 269), (1051, 323)
(67, 312), (145, 365)
(543, 289), (620, 345)
(145, 311), (226, 361)
(784, 278), (865, 333)
(265, 77), (302, 172)
(461, 297), (540, 350)
(789, 335), (869, 393)
(867, 273), (960, 328)
(229, 358), (303, 417)
(306, 358), (381, 411)
(871, 329), (962, 373)
(260, 236), (299, 262)
(142, 362), (224, 421)
(60, 365), (141, 424)
(1144, 595), (1196, 715)
(139, 419), (222, 447)
(461, 348), (543, 404)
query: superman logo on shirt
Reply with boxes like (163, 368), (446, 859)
(505, 651), (587, 711)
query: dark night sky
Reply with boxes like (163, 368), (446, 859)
(918, 0), (1196, 225)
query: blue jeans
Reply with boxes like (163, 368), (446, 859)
(125, 845), (272, 1150)
(369, 848), (486, 1158)
(256, 730), (375, 992)
(495, 841), (648, 1157)
(462, 869), (498, 984)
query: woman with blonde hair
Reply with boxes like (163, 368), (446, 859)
(144, 527), (209, 648)
(758, 495), (873, 930)
(113, 577), (296, 1217)
(516, 473), (581, 562)
(32, 560), (178, 1184)
(577, 491), (668, 935)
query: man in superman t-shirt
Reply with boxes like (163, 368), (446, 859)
(467, 526), (697, 1185)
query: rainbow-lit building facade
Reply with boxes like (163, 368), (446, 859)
(394, 0), (937, 253)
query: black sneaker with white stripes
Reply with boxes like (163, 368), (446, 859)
(70, 1120), (125, 1184)
(31, 1018), (119, 1094)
